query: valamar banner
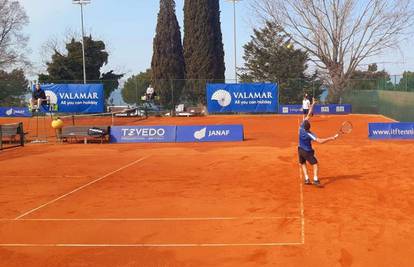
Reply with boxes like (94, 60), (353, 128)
(110, 126), (176, 143)
(36, 84), (104, 113)
(176, 125), (244, 142)
(369, 123), (414, 139)
(279, 104), (352, 114)
(207, 83), (278, 113)
(0, 107), (31, 117)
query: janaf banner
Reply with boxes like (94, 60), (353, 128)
(369, 123), (414, 139)
(176, 125), (244, 142)
(0, 107), (31, 117)
(35, 84), (104, 113)
(207, 83), (278, 113)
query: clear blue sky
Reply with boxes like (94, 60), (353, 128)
(19, 0), (254, 81)
(20, 0), (413, 82)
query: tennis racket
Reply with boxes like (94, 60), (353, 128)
(337, 121), (353, 136)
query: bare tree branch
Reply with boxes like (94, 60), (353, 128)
(0, 0), (29, 70)
(251, 0), (414, 101)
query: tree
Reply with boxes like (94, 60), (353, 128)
(183, 0), (225, 103)
(38, 36), (123, 100)
(0, 69), (28, 106)
(0, 0), (29, 69)
(347, 64), (393, 91)
(398, 71), (414, 91)
(151, 0), (185, 107)
(251, 0), (414, 102)
(240, 21), (323, 104)
(121, 69), (152, 105)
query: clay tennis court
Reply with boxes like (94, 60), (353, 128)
(0, 114), (413, 266)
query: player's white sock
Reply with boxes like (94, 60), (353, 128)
(304, 175), (309, 181)
(314, 176), (319, 181)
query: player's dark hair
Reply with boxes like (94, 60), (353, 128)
(303, 120), (311, 131)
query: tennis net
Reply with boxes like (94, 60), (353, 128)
(58, 107), (146, 126)
(0, 122), (25, 150)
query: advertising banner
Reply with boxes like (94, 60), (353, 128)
(0, 107), (31, 117)
(369, 123), (414, 139)
(35, 84), (104, 113)
(110, 126), (176, 143)
(279, 104), (352, 114)
(176, 125), (244, 142)
(207, 83), (277, 113)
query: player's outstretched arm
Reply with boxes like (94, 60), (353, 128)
(315, 134), (338, 144)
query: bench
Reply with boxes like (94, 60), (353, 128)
(175, 105), (205, 117)
(0, 123), (26, 150)
(60, 126), (110, 144)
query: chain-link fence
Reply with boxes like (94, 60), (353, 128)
(120, 78), (323, 109)
(341, 74), (414, 121)
(1, 75), (414, 121)
(345, 74), (414, 92)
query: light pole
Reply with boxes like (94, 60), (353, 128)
(226, 0), (240, 83)
(72, 0), (90, 84)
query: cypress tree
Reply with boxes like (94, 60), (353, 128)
(151, 0), (185, 107)
(183, 0), (225, 103)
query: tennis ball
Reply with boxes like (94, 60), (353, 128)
(287, 43), (293, 49)
(51, 118), (64, 129)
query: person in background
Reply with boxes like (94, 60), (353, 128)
(30, 84), (47, 112)
(146, 84), (155, 101)
(302, 93), (311, 120)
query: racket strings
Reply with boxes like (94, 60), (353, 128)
(340, 121), (353, 134)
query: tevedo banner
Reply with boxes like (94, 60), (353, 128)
(207, 83), (278, 113)
(0, 107), (31, 117)
(36, 84), (104, 113)
(176, 125), (244, 142)
(279, 104), (352, 114)
(110, 126), (177, 143)
(369, 123), (414, 139)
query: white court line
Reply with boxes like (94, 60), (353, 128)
(2, 175), (86, 178)
(297, 117), (305, 245)
(0, 216), (300, 222)
(0, 242), (304, 247)
(351, 114), (398, 122)
(299, 175), (305, 244)
(379, 114), (398, 122)
(14, 156), (150, 220)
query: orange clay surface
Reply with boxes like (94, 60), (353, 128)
(0, 114), (413, 267)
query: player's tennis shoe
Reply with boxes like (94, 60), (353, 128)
(313, 180), (322, 186)
(304, 179), (312, 185)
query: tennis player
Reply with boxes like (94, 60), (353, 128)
(299, 100), (338, 186)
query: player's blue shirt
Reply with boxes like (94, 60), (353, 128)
(299, 121), (317, 152)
